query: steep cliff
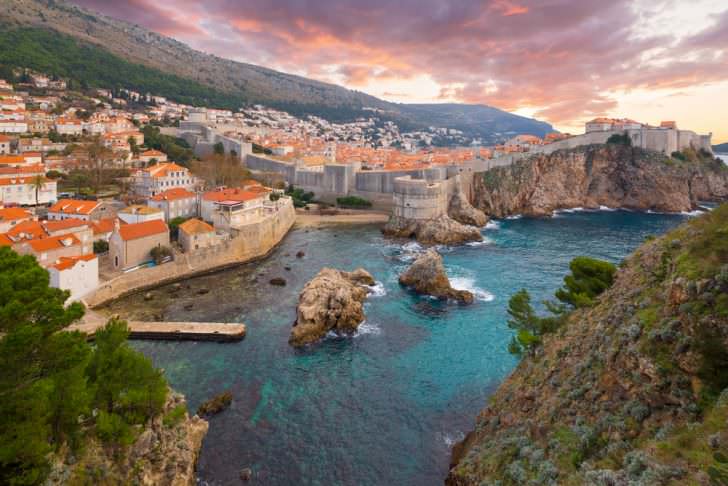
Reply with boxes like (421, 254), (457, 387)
(473, 145), (728, 217)
(447, 204), (728, 485)
(47, 391), (208, 485)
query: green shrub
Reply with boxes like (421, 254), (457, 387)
(336, 196), (372, 209)
(150, 245), (173, 264)
(606, 133), (632, 146)
(554, 257), (616, 308)
(93, 240), (109, 254)
(163, 404), (187, 428)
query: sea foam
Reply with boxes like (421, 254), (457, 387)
(449, 277), (495, 302)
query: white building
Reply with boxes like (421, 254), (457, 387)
(200, 187), (269, 223)
(148, 188), (198, 221)
(48, 199), (104, 221)
(0, 177), (56, 205)
(118, 205), (165, 224)
(0, 120), (28, 134)
(54, 118), (84, 136)
(48, 254), (99, 302)
(132, 162), (196, 197)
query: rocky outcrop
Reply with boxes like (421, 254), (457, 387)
(473, 144), (728, 217)
(448, 180), (488, 227)
(447, 204), (728, 485)
(290, 268), (376, 346)
(48, 391), (208, 486)
(399, 249), (473, 303)
(382, 215), (483, 245)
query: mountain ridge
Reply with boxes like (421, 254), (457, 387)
(0, 0), (553, 142)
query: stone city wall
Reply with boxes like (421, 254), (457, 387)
(85, 199), (296, 307)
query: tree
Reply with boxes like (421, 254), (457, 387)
(213, 141), (225, 155)
(86, 137), (114, 194)
(554, 257), (616, 309)
(606, 132), (632, 146)
(169, 217), (188, 240)
(150, 245), (173, 264)
(93, 240), (109, 254)
(127, 136), (140, 158)
(30, 174), (45, 207)
(506, 289), (546, 357)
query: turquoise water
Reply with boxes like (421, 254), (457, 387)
(122, 210), (691, 485)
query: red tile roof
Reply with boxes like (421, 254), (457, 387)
(51, 253), (96, 271)
(27, 234), (80, 252)
(42, 218), (89, 233)
(0, 207), (32, 222)
(89, 217), (116, 236)
(202, 188), (264, 202)
(48, 199), (100, 216)
(150, 187), (196, 202)
(118, 219), (168, 241)
(179, 218), (213, 235)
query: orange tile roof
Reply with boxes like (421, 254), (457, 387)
(141, 149), (165, 156)
(0, 134), (13, 142)
(118, 219), (168, 241)
(48, 199), (100, 216)
(142, 162), (187, 178)
(202, 188), (265, 202)
(89, 217), (116, 235)
(0, 176), (50, 186)
(0, 164), (46, 176)
(179, 218), (213, 235)
(0, 155), (25, 165)
(51, 253), (96, 271)
(42, 218), (89, 233)
(0, 207), (32, 222)
(27, 234), (80, 252)
(150, 187), (196, 202)
(0, 234), (12, 246)
(6, 220), (45, 240)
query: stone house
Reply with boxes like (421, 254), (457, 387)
(48, 199), (116, 221)
(178, 218), (216, 252)
(109, 219), (169, 270)
(148, 188), (198, 221)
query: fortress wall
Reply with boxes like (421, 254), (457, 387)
(246, 154), (297, 181)
(391, 176), (448, 220)
(86, 199), (296, 307)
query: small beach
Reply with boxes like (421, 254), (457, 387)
(294, 209), (390, 228)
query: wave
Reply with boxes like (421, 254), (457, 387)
(505, 214), (522, 220)
(599, 205), (617, 211)
(449, 277), (495, 302)
(355, 321), (382, 337)
(646, 208), (705, 217)
(556, 207), (585, 214)
(441, 431), (465, 448)
(485, 220), (500, 230)
(465, 237), (494, 247)
(401, 241), (423, 253)
(368, 281), (387, 297)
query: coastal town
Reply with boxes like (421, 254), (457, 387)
(0, 68), (718, 306)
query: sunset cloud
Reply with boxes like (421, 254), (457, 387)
(72, 0), (728, 140)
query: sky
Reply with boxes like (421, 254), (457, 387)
(72, 0), (728, 143)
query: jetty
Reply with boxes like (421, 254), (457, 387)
(68, 312), (246, 342)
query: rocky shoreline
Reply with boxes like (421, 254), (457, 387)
(473, 144), (728, 218)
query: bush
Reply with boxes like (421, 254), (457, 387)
(150, 245), (173, 264)
(168, 217), (188, 240)
(606, 132), (632, 146)
(336, 196), (372, 209)
(554, 257), (616, 308)
(163, 404), (187, 428)
(93, 240), (109, 254)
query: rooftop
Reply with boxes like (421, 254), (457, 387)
(118, 219), (168, 241)
(179, 218), (214, 235)
(48, 199), (101, 216)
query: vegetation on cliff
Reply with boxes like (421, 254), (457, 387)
(448, 204), (728, 485)
(0, 247), (182, 485)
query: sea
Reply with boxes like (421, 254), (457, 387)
(106, 209), (698, 485)
(717, 153), (728, 165)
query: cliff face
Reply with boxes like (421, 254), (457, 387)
(473, 145), (728, 217)
(447, 204), (728, 485)
(47, 391), (208, 485)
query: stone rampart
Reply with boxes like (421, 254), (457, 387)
(85, 199), (296, 307)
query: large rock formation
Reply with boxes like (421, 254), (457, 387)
(399, 249), (473, 303)
(290, 268), (376, 346)
(447, 204), (728, 485)
(382, 215), (483, 245)
(448, 179), (488, 227)
(48, 391), (208, 485)
(473, 144), (728, 217)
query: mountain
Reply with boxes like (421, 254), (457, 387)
(0, 0), (553, 142)
(714, 143), (728, 153)
(448, 203), (728, 485)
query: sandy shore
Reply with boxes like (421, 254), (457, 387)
(294, 210), (390, 228)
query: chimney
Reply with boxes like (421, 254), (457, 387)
(114, 218), (120, 232)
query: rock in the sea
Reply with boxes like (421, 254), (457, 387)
(269, 277), (287, 286)
(296, 250), (305, 258)
(290, 267), (375, 346)
(197, 391), (233, 417)
(382, 215), (482, 245)
(240, 468), (253, 481)
(399, 249), (473, 303)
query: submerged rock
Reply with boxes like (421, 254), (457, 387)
(197, 391), (233, 417)
(399, 249), (473, 304)
(382, 215), (482, 246)
(269, 277), (287, 286)
(290, 267), (375, 347)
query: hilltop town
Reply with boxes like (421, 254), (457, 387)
(0, 66), (716, 308)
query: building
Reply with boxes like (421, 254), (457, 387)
(0, 176), (56, 206)
(109, 219), (170, 270)
(148, 187), (198, 221)
(0, 134), (13, 154)
(139, 149), (168, 164)
(0, 120), (28, 134)
(42, 218), (94, 254)
(48, 199), (115, 221)
(132, 162), (196, 197)
(54, 118), (84, 136)
(89, 217), (117, 242)
(118, 205), (165, 224)
(201, 187), (268, 223)
(0, 207), (33, 232)
(15, 234), (83, 268)
(178, 218), (216, 252)
(48, 254), (99, 302)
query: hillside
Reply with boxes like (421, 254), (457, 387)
(0, 0), (552, 141)
(714, 143), (728, 153)
(448, 203), (728, 485)
(473, 144), (728, 217)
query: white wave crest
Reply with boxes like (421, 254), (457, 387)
(368, 281), (387, 297)
(441, 431), (465, 448)
(449, 277), (495, 302)
(599, 205), (617, 211)
(485, 220), (500, 230)
(465, 237), (494, 247)
(505, 214), (522, 220)
(355, 321), (382, 337)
